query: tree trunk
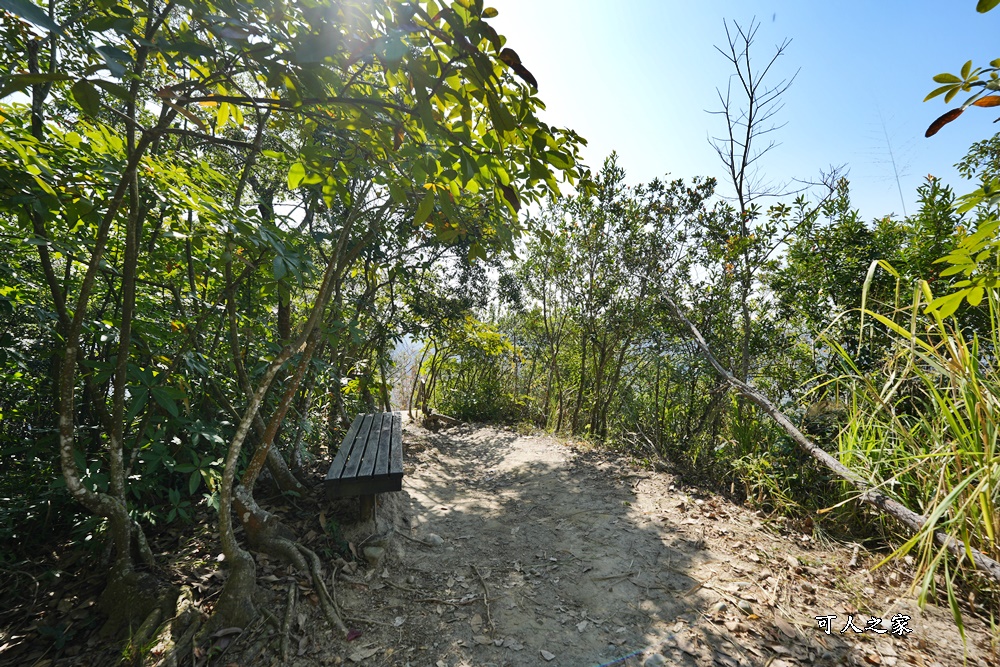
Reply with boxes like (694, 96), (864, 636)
(571, 331), (587, 435)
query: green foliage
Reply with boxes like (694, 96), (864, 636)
(436, 330), (524, 423)
(0, 0), (582, 582)
(830, 263), (1000, 632)
(922, 3), (1000, 316)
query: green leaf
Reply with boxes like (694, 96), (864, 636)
(939, 264), (972, 277)
(287, 162), (306, 189)
(978, 0), (1000, 12)
(189, 470), (201, 495)
(924, 83), (955, 102)
(482, 6), (498, 17)
(95, 45), (133, 78)
(71, 79), (101, 116)
(151, 386), (179, 417)
(125, 387), (148, 423)
(94, 79), (131, 102)
(0, 73), (71, 98)
(962, 60), (973, 80)
(928, 289), (969, 319)
(415, 191), (434, 224)
(967, 285), (985, 307)
(933, 73), (962, 84)
(273, 255), (287, 281)
(216, 102), (230, 132)
(0, 0), (61, 32)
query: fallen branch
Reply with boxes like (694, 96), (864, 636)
(422, 411), (461, 430)
(472, 564), (494, 632)
(663, 293), (1000, 583)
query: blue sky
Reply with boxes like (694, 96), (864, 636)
(491, 1), (1000, 221)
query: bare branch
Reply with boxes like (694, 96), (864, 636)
(707, 17), (798, 209)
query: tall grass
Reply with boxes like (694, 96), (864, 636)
(831, 261), (1000, 633)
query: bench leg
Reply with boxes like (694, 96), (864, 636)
(359, 494), (376, 522)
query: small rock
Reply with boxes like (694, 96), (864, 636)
(576, 620), (589, 632)
(363, 546), (385, 567)
(737, 600), (753, 615)
(426, 533), (444, 546)
(724, 620), (747, 633)
(473, 635), (491, 645)
(709, 601), (727, 615)
(644, 654), (667, 667)
(502, 638), (524, 651)
(540, 650), (556, 661)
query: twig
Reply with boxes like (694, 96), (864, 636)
(591, 571), (639, 582)
(393, 527), (436, 547)
(337, 572), (370, 587)
(415, 596), (480, 606)
(281, 581), (296, 663)
(472, 564), (494, 632)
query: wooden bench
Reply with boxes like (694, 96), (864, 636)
(325, 412), (403, 520)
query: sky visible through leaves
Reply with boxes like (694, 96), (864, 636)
(493, 0), (999, 220)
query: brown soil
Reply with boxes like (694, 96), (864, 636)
(276, 418), (998, 667)
(3, 418), (998, 666)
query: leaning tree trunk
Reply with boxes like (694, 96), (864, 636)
(663, 293), (1000, 584)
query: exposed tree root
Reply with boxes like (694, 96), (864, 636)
(129, 607), (161, 657)
(159, 616), (201, 667)
(150, 586), (202, 667)
(297, 541), (349, 636)
(98, 566), (178, 640)
(216, 485), (350, 638)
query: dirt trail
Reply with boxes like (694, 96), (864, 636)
(321, 420), (995, 667)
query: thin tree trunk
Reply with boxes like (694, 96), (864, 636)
(571, 331), (587, 435)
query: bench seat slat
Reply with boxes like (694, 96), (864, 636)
(358, 413), (387, 477)
(389, 413), (403, 476)
(372, 414), (393, 476)
(325, 413), (364, 483)
(325, 411), (404, 504)
(340, 413), (375, 479)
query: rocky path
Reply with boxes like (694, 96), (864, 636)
(316, 420), (995, 667)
